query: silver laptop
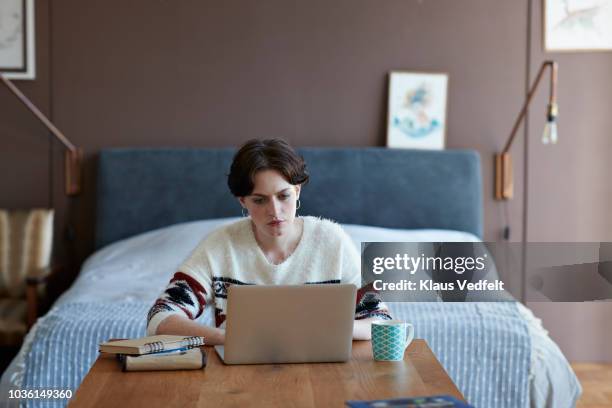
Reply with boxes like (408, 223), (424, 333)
(215, 284), (357, 365)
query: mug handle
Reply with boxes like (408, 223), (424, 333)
(404, 324), (414, 350)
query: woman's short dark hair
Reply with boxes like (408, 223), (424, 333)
(227, 139), (310, 197)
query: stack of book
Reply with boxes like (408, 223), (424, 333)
(99, 335), (207, 372)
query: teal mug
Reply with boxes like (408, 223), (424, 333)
(371, 320), (415, 361)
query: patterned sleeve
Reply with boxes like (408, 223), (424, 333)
(339, 228), (392, 321)
(146, 243), (213, 336)
(354, 283), (392, 321)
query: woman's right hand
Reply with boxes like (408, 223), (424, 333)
(156, 314), (225, 345)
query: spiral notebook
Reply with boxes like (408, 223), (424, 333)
(99, 335), (205, 355)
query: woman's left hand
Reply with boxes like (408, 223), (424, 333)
(353, 318), (378, 340)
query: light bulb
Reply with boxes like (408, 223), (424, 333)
(542, 121), (558, 144)
(549, 122), (558, 144)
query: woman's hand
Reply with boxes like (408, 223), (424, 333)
(353, 318), (379, 340)
(156, 314), (226, 345)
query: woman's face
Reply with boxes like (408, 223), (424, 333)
(239, 169), (301, 239)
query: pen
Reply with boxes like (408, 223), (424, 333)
(146, 347), (192, 356)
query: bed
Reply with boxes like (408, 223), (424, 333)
(1, 147), (581, 407)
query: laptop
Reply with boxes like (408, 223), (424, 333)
(215, 284), (357, 365)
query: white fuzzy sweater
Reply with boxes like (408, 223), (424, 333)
(146, 216), (389, 335)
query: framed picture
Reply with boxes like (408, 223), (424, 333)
(544, 0), (612, 52)
(386, 71), (448, 150)
(0, 0), (36, 80)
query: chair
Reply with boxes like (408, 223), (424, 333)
(0, 209), (54, 347)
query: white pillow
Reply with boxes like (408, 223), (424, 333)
(341, 223), (481, 249)
(58, 218), (486, 306)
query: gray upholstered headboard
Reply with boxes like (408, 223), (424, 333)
(95, 147), (482, 249)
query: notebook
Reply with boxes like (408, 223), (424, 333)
(99, 335), (205, 355)
(346, 395), (473, 408)
(121, 348), (207, 371)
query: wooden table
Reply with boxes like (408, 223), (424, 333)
(69, 339), (464, 407)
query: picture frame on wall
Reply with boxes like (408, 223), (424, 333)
(0, 0), (36, 80)
(544, 0), (612, 52)
(386, 71), (448, 150)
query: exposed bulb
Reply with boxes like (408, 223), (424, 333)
(542, 121), (558, 144)
(549, 122), (558, 144)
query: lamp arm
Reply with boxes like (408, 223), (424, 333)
(502, 61), (558, 154)
(1, 74), (82, 195)
(1, 74), (76, 152)
(494, 60), (558, 201)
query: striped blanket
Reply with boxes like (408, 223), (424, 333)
(19, 301), (529, 408)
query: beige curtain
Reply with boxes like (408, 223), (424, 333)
(0, 209), (54, 299)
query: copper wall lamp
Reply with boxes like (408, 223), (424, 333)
(495, 61), (558, 200)
(1, 74), (82, 196)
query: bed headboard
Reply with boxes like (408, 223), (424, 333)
(95, 147), (482, 249)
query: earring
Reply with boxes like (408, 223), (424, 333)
(241, 208), (249, 217)
(296, 199), (301, 210)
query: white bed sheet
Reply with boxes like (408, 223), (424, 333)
(1, 218), (580, 407)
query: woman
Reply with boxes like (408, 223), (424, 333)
(146, 139), (391, 345)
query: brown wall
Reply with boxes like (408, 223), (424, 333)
(1, 1), (610, 360)
(49, 0), (528, 255)
(0, 0), (51, 209)
(525, 0), (612, 362)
